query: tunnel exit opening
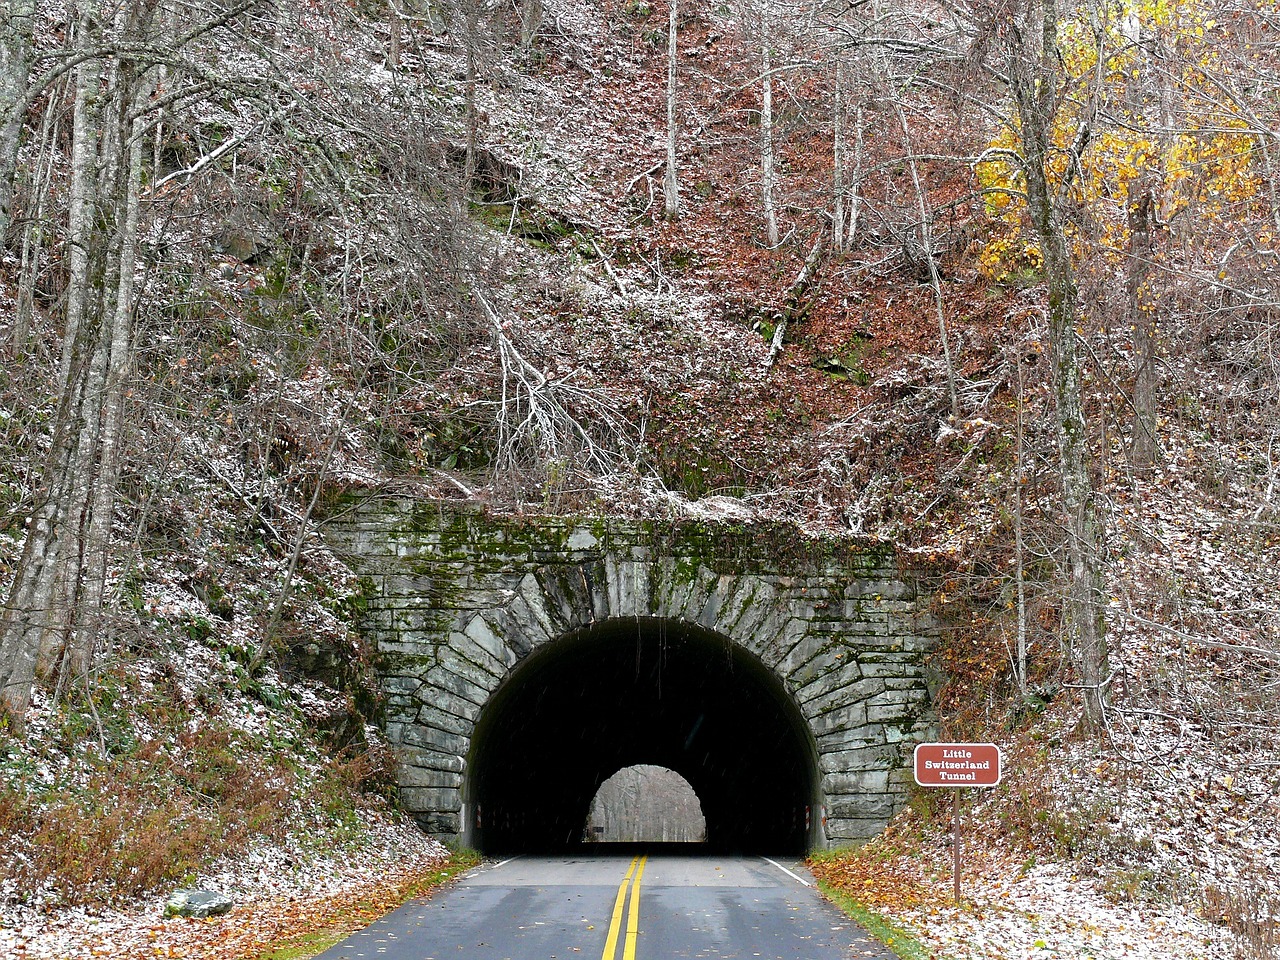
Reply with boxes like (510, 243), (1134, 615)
(464, 617), (823, 855)
(584, 764), (707, 844)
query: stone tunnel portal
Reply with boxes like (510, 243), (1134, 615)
(465, 617), (823, 855)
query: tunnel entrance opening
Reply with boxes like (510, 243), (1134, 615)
(584, 764), (707, 844)
(465, 618), (822, 855)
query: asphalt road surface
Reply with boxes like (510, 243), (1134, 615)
(315, 853), (898, 960)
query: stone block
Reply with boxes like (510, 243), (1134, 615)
(860, 660), (921, 680)
(693, 574), (734, 630)
(718, 577), (763, 635)
(416, 689), (482, 727)
(810, 704), (868, 739)
(399, 786), (462, 812)
(761, 618), (814, 673)
(800, 676), (885, 716)
(679, 566), (724, 625)
(398, 762), (463, 788)
(785, 642), (861, 690)
(826, 793), (899, 820)
(865, 702), (915, 725)
(824, 769), (891, 795)
(460, 617), (518, 671)
(401, 715), (470, 754)
(414, 811), (460, 836)
(825, 817), (891, 844)
(425, 663), (493, 708)
(381, 675), (422, 695)
(567, 529), (599, 550)
(734, 605), (791, 659)
(818, 743), (901, 774)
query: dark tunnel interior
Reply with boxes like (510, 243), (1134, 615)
(465, 618), (822, 855)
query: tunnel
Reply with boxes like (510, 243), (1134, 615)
(464, 617), (823, 855)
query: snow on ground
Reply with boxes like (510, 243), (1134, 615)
(0, 812), (448, 960)
(904, 864), (1235, 960)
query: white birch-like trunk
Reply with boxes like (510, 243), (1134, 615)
(761, 39), (778, 246)
(0, 4), (105, 716)
(1123, 10), (1161, 470)
(1014, 357), (1028, 697)
(664, 0), (679, 218)
(893, 96), (958, 417)
(847, 104), (863, 249)
(832, 55), (845, 251)
(388, 3), (401, 68)
(67, 81), (144, 679)
(14, 80), (61, 352)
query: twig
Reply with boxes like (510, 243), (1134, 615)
(590, 238), (628, 296)
(1119, 610), (1280, 664)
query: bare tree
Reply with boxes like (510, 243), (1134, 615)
(0, 0), (35, 241)
(1003, 0), (1110, 725)
(664, 0), (679, 218)
(761, 29), (778, 246)
(520, 0), (542, 54)
(0, 0), (156, 716)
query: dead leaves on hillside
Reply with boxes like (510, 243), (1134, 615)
(9, 854), (462, 960)
(809, 832), (936, 914)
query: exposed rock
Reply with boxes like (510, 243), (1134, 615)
(164, 889), (235, 918)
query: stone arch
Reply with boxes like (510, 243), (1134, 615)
(464, 616), (824, 853)
(325, 501), (939, 849)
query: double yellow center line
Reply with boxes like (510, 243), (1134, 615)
(600, 855), (648, 960)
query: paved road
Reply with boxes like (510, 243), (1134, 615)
(315, 853), (897, 960)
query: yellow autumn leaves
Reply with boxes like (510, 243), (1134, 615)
(974, 0), (1264, 281)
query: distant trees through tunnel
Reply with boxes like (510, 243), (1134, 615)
(465, 618), (822, 854)
(585, 765), (707, 843)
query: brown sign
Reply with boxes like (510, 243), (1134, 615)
(913, 742), (1002, 787)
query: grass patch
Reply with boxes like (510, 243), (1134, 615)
(257, 930), (350, 960)
(818, 881), (936, 960)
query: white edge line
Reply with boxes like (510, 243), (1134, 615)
(762, 857), (812, 887)
(491, 856), (520, 869)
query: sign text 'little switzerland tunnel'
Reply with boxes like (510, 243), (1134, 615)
(912, 743), (1003, 787)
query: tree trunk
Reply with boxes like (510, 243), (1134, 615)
(1014, 356), (1028, 697)
(761, 39), (778, 246)
(848, 104), (863, 249)
(1009, 0), (1110, 727)
(664, 0), (679, 219)
(0, 0), (35, 243)
(464, 35), (478, 189)
(13, 79), (61, 353)
(1123, 14), (1160, 470)
(832, 55), (845, 251)
(520, 0), (542, 54)
(0, 0), (150, 719)
(65, 71), (144, 680)
(894, 98), (957, 417)
(388, 3), (401, 68)
(1129, 184), (1159, 469)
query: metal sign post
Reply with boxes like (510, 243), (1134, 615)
(953, 789), (961, 904)
(913, 742), (1003, 905)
